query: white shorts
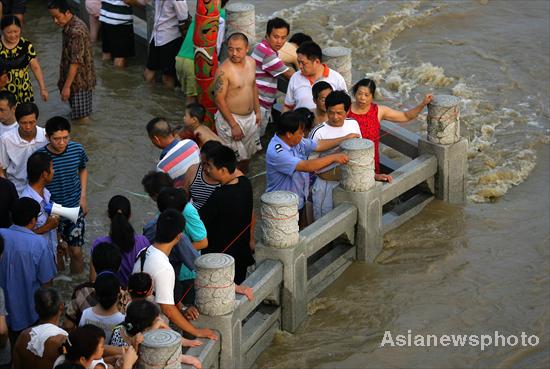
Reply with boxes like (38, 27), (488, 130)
(311, 178), (339, 221)
(259, 106), (272, 137)
(215, 111), (261, 161)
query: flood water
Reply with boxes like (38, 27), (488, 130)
(22, 0), (550, 368)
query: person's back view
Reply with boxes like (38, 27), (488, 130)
(12, 288), (67, 369)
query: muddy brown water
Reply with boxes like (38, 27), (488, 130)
(20, 0), (549, 367)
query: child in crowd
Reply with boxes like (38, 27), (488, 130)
(90, 195), (149, 288)
(182, 103), (221, 148)
(78, 273), (124, 343)
(54, 324), (137, 369)
(126, 273), (153, 302)
(311, 81), (333, 125)
(64, 242), (129, 331)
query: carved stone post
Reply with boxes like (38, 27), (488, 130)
(419, 95), (468, 204)
(334, 138), (382, 262)
(261, 191), (300, 248)
(323, 46), (352, 89)
(427, 95), (461, 145)
(340, 138), (375, 192)
(256, 191), (306, 332)
(138, 329), (181, 369)
(194, 253), (236, 316)
(225, 3), (256, 43)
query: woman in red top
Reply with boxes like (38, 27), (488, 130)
(347, 78), (432, 182)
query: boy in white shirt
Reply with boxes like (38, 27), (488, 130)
(0, 91), (17, 137)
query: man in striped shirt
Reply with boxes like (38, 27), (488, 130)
(251, 17), (294, 137)
(36, 116), (88, 275)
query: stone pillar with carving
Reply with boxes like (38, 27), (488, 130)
(225, 3), (256, 43)
(194, 253), (236, 316)
(138, 329), (182, 369)
(419, 94), (468, 204)
(256, 191), (306, 332)
(334, 138), (382, 262)
(261, 191), (300, 248)
(323, 46), (352, 89)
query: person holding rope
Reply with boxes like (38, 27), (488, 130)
(348, 78), (433, 182)
(199, 145), (255, 285)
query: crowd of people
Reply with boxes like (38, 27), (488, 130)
(0, 1), (434, 368)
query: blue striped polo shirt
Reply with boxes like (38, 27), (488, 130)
(36, 141), (88, 208)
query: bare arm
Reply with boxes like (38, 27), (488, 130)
(33, 216), (60, 234)
(159, 303), (218, 340)
(29, 58), (48, 101)
(79, 167), (88, 216)
(182, 164), (199, 198)
(295, 153), (349, 173)
(282, 69), (294, 80)
(89, 260), (96, 282)
(0, 315), (7, 349)
(192, 238), (208, 251)
(314, 133), (360, 152)
(0, 167), (5, 178)
(254, 84), (261, 124)
(380, 94), (433, 123)
(61, 64), (79, 101)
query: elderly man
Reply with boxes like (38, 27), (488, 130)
(213, 32), (261, 174)
(251, 17), (294, 137)
(284, 41), (347, 111)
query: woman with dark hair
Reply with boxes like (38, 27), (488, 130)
(78, 273), (124, 343)
(109, 300), (202, 369)
(0, 15), (47, 102)
(348, 78), (433, 182)
(54, 324), (137, 369)
(90, 195), (149, 288)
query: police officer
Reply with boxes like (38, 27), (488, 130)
(265, 111), (359, 227)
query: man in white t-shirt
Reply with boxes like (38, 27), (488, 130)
(283, 41), (347, 111)
(132, 209), (218, 340)
(0, 91), (17, 137)
(0, 103), (47, 194)
(309, 91), (361, 220)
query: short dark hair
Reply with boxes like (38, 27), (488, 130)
(186, 103), (206, 122)
(91, 242), (122, 273)
(141, 171), (174, 200)
(123, 299), (160, 336)
(0, 91), (16, 107)
(94, 272), (120, 310)
(206, 145), (237, 174)
(155, 209), (185, 243)
(27, 151), (52, 184)
(312, 81), (333, 100)
(45, 116), (71, 136)
(266, 17), (290, 35)
(0, 15), (21, 30)
(325, 90), (352, 111)
(227, 32), (249, 46)
(15, 102), (39, 122)
(146, 117), (171, 138)
(35, 287), (61, 320)
(157, 187), (187, 213)
(61, 325), (105, 362)
(276, 111), (304, 135)
(47, 0), (72, 13)
(127, 272), (152, 299)
(352, 78), (377, 97)
(108, 195), (135, 253)
(289, 32), (312, 46)
(11, 197), (40, 226)
(294, 108), (315, 132)
(200, 140), (222, 155)
(296, 41), (322, 62)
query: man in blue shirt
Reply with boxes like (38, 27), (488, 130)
(266, 111), (359, 226)
(0, 197), (57, 342)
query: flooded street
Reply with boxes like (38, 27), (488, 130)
(20, 0), (550, 367)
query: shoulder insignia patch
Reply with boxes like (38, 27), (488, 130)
(275, 144), (283, 153)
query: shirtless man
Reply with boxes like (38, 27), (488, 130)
(213, 32), (261, 173)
